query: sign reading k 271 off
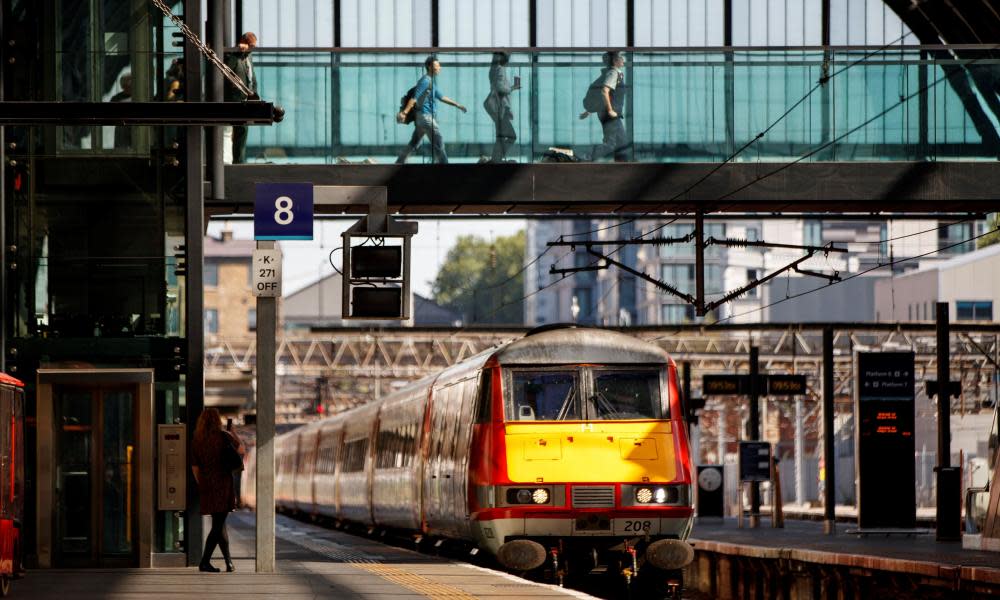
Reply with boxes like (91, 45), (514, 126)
(254, 183), (313, 240)
(252, 248), (283, 297)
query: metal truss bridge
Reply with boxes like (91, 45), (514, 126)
(206, 323), (1000, 416)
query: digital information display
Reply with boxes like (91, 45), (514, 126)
(856, 351), (916, 529)
(702, 374), (807, 396)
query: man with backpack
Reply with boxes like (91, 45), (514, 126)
(396, 55), (467, 164)
(577, 50), (629, 162)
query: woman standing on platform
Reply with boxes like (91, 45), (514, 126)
(192, 407), (244, 573)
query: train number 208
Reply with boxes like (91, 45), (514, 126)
(623, 520), (652, 532)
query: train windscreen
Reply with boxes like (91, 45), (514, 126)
(591, 369), (664, 420)
(508, 370), (579, 421)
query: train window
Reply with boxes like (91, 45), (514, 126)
(590, 369), (664, 420)
(342, 438), (368, 472)
(474, 370), (493, 423)
(507, 370), (580, 421)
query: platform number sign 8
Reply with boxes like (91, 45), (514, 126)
(274, 196), (294, 225)
(254, 183), (313, 241)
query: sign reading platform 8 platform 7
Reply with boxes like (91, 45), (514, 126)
(856, 352), (915, 529)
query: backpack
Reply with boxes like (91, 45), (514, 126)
(582, 68), (623, 113)
(582, 84), (604, 113)
(399, 86), (417, 124)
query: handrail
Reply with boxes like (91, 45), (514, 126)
(241, 44), (1000, 54)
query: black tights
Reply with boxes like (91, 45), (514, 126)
(201, 512), (231, 565)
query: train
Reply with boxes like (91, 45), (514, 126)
(244, 326), (695, 582)
(0, 374), (24, 597)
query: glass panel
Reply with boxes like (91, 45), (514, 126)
(507, 370), (579, 421)
(244, 49), (1000, 165)
(591, 369), (664, 420)
(102, 390), (134, 556)
(57, 389), (94, 557)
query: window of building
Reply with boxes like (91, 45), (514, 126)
(248, 309), (257, 331)
(804, 220), (822, 247)
(746, 269), (760, 298)
(908, 305), (912, 320)
(956, 301), (993, 321)
(661, 264), (695, 294)
(745, 227), (759, 242)
(204, 262), (219, 287)
(205, 309), (219, 334)
(661, 303), (695, 324)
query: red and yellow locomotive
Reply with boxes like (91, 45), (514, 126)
(0, 374), (24, 597)
(246, 327), (694, 581)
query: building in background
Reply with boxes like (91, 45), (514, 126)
(526, 217), (981, 325)
(875, 242), (1000, 323)
(203, 231), (272, 416)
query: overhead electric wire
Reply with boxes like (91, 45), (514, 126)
(561, 31), (916, 241)
(488, 32), (928, 317)
(705, 223), (1000, 327)
(467, 37), (993, 324)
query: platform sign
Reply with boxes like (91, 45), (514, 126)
(856, 351), (915, 529)
(696, 465), (725, 518)
(252, 248), (282, 297)
(254, 182), (313, 240)
(738, 441), (771, 482)
(703, 374), (807, 396)
(765, 374), (807, 395)
(703, 374), (748, 395)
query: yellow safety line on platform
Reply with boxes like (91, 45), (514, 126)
(354, 563), (478, 599)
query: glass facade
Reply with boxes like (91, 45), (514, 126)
(245, 48), (999, 164)
(5, 0), (189, 564)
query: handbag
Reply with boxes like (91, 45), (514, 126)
(221, 433), (244, 472)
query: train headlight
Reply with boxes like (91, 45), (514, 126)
(635, 487), (654, 504)
(532, 488), (550, 504)
(654, 487), (668, 504)
(516, 489), (533, 504)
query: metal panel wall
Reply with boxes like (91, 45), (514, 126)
(830, 0), (913, 45)
(340, 0), (433, 47)
(242, 0), (335, 46)
(633, 0), (725, 46)
(438, 0), (531, 47)
(536, 0), (628, 47)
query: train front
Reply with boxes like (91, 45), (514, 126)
(469, 327), (694, 581)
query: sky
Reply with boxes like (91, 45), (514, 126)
(207, 218), (527, 299)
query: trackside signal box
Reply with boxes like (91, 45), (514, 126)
(158, 424), (187, 510)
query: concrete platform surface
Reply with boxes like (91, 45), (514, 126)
(17, 512), (596, 600)
(690, 517), (1000, 583)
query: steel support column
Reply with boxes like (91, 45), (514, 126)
(183, 0), (205, 568)
(936, 301), (960, 541)
(208, 0), (224, 204)
(256, 241), (277, 572)
(823, 327), (836, 534)
(749, 346), (760, 528)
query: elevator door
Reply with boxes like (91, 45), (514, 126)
(54, 385), (136, 567)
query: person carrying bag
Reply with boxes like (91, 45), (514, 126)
(192, 408), (245, 573)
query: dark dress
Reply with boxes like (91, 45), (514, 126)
(193, 430), (240, 515)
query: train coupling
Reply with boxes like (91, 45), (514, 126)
(644, 539), (695, 571)
(496, 539), (547, 571)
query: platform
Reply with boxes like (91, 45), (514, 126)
(17, 513), (595, 600)
(686, 518), (1000, 599)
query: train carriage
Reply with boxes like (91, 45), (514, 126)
(0, 374), (25, 597)
(246, 327), (694, 583)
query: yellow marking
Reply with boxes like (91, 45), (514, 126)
(354, 563), (478, 599)
(505, 421), (677, 482)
